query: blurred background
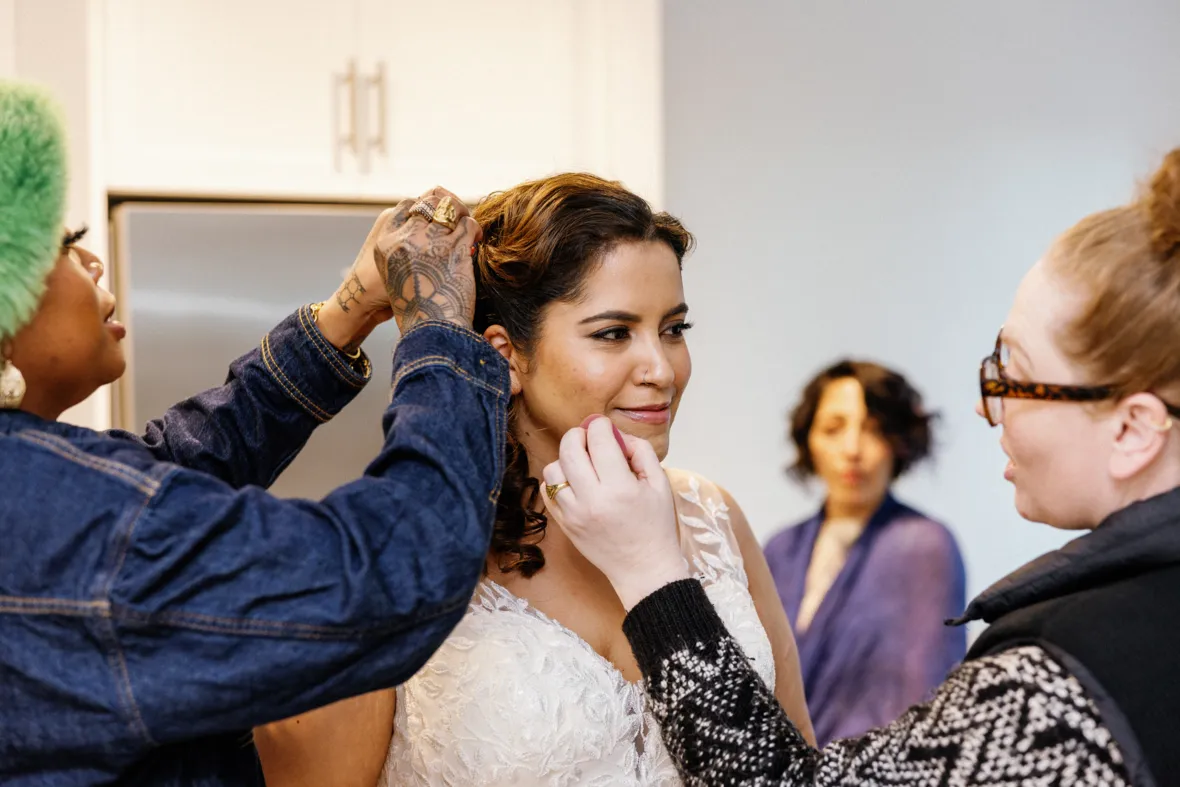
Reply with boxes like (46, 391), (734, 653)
(5, 0), (1180, 608)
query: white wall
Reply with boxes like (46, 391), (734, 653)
(662, 0), (1180, 600)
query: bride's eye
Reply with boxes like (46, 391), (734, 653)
(664, 321), (694, 339)
(591, 327), (630, 342)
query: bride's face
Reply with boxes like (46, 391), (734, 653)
(514, 239), (692, 460)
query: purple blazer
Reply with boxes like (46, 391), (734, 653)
(763, 494), (967, 746)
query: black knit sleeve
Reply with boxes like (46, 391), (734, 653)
(624, 580), (1131, 787)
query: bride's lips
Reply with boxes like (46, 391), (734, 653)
(615, 403), (671, 426)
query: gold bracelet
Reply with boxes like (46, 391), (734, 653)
(309, 301), (364, 360)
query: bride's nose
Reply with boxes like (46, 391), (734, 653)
(635, 341), (674, 388)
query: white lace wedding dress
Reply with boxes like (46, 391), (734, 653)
(381, 468), (776, 786)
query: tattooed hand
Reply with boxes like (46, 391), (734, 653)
(313, 206), (406, 354)
(336, 212), (400, 316)
(375, 186), (481, 333)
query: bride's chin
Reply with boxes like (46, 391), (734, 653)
(645, 433), (671, 462)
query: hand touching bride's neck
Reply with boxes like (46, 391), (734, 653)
(503, 415), (614, 586)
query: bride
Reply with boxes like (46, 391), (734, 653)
(254, 173), (814, 786)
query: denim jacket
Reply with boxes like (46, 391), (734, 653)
(0, 306), (509, 786)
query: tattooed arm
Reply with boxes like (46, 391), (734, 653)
(316, 187), (479, 351)
(377, 188), (479, 332)
(314, 209), (401, 355)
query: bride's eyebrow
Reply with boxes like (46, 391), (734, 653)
(579, 303), (690, 325)
(580, 310), (641, 325)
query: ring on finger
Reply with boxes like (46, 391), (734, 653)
(545, 481), (571, 502)
(432, 196), (460, 231)
(408, 200), (435, 223)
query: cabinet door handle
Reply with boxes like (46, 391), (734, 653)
(367, 61), (388, 158)
(335, 59), (359, 166)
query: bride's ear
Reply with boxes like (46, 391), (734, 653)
(484, 325), (524, 396)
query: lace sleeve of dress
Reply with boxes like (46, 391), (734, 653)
(666, 468), (748, 586)
(624, 580), (1131, 787)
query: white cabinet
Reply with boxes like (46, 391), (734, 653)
(104, 0), (366, 198)
(567, 0), (665, 207)
(355, 0), (581, 199)
(102, 0), (662, 203)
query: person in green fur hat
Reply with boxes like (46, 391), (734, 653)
(0, 79), (507, 786)
(0, 81), (128, 414)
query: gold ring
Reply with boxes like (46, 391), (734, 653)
(545, 482), (571, 501)
(432, 196), (459, 231)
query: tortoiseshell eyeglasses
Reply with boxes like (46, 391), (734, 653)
(979, 332), (1180, 427)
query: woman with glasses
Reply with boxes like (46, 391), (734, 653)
(538, 147), (1180, 786)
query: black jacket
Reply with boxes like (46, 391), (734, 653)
(958, 486), (1180, 787)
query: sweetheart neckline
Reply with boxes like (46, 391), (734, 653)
(478, 578), (646, 691)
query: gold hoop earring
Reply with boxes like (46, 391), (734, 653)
(1150, 417), (1174, 433)
(0, 342), (25, 410)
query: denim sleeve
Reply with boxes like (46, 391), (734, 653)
(109, 321), (509, 745)
(108, 306), (368, 489)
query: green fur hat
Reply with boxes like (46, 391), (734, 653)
(0, 80), (67, 339)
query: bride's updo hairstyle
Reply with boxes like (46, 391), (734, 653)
(1051, 148), (1180, 409)
(472, 173), (694, 577)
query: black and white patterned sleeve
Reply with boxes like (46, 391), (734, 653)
(623, 579), (1130, 787)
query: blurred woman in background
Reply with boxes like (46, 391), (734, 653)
(763, 361), (966, 746)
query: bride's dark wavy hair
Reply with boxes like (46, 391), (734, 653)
(472, 173), (694, 577)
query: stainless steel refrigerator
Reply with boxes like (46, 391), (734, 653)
(109, 201), (402, 499)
